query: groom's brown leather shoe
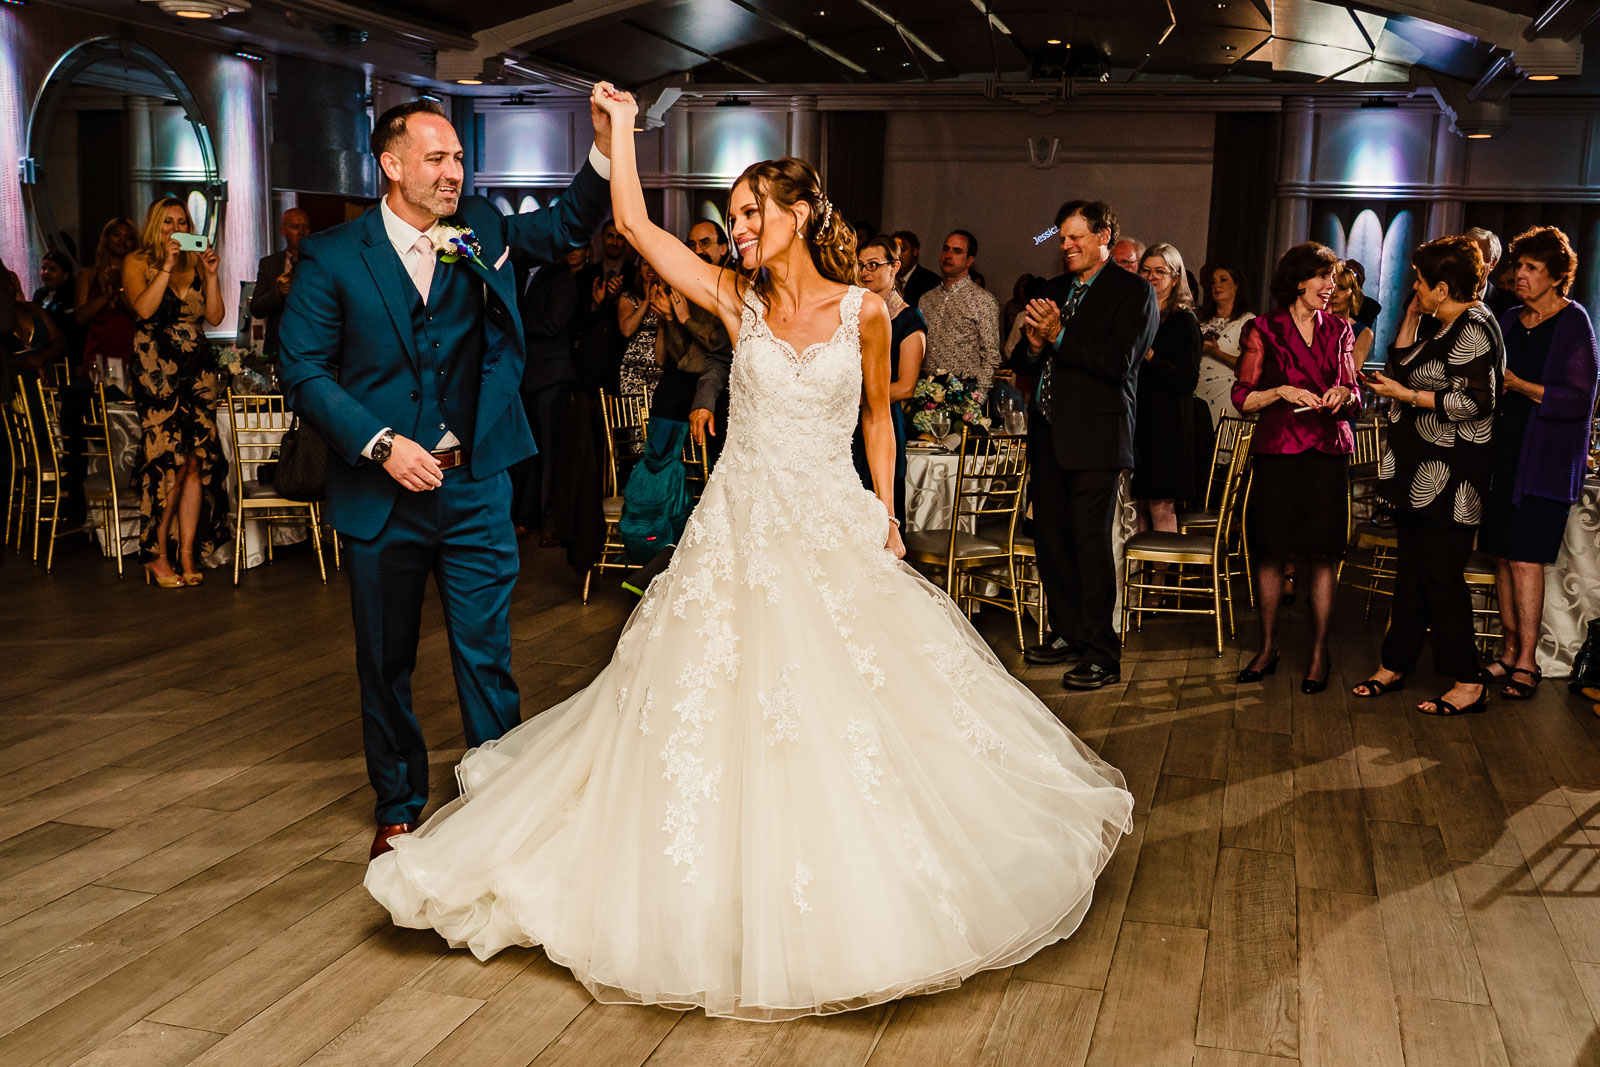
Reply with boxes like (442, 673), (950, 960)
(370, 823), (414, 860)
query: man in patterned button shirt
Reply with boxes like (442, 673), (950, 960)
(920, 230), (1001, 399)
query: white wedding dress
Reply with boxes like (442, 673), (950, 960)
(365, 285), (1134, 1021)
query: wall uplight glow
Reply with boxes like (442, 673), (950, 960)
(0, 10), (34, 284)
(209, 54), (265, 334)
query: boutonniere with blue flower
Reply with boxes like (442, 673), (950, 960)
(434, 223), (486, 269)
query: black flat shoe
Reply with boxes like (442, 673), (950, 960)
(1063, 663), (1120, 691)
(1301, 673), (1329, 695)
(1025, 635), (1083, 666)
(1237, 654), (1279, 684)
(1501, 667), (1542, 701)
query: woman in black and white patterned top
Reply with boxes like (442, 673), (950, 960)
(1354, 235), (1503, 716)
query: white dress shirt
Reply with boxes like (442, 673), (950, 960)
(362, 144), (612, 460)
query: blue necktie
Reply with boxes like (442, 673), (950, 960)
(1036, 281), (1087, 415)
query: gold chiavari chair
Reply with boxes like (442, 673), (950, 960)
(80, 381), (128, 577)
(1178, 414), (1252, 534)
(3, 387), (32, 551)
(16, 376), (65, 570)
(954, 436), (1036, 650)
(1465, 550), (1502, 657)
(584, 391), (650, 603)
(1338, 423), (1399, 616)
(903, 428), (1029, 614)
(225, 391), (327, 586)
(1121, 420), (1256, 655)
(681, 431), (710, 501)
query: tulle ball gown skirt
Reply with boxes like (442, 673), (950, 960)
(366, 290), (1133, 1020)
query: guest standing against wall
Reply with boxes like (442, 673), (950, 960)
(1196, 263), (1256, 424)
(1479, 226), (1599, 700)
(1011, 199), (1159, 690)
(1231, 243), (1360, 694)
(921, 230), (1000, 399)
(248, 207), (312, 359)
(1355, 236), (1503, 716)
(122, 197), (228, 588)
(891, 230), (940, 309)
(1132, 243), (1201, 540)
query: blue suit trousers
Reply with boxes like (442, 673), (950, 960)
(345, 467), (520, 824)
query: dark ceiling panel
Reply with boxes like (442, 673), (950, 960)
(339, 0), (567, 34)
(628, 0), (791, 56)
(537, 24), (710, 83)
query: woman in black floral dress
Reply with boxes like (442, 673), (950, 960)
(123, 197), (229, 586)
(1354, 236), (1503, 716)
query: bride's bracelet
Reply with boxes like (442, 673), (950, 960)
(886, 516), (901, 527)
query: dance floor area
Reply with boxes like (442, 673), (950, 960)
(5, 536), (1600, 1067)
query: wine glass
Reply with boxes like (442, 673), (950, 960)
(929, 411), (951, 442)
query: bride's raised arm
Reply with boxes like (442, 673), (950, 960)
(593, 85), (742, 340)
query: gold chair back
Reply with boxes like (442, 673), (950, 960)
(681, 432), (709, 499)
(1203, 415), (1252, 509)
(79, 381), (126, 575)
(599, 391), (649, 497)
(224, 391), (327, 585)
(15, 376), (65, 568)
(939, 428), (1029, 592)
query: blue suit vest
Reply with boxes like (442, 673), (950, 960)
(411, 261), (483, 450)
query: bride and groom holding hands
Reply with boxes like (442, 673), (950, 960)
(279, 83), (1133, 1021)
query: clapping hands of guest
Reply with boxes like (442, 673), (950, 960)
(648, 282), (672, 318)
(1021, 297), (1061, 352)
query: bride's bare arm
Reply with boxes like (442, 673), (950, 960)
(859, 293), (904, 557)
(594, 86), (743, 342)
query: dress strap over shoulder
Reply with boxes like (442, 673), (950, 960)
(840, 285), (865, 337)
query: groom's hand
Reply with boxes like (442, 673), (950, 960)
(383, 435), (444, 492)
(590, 82), (613, 160)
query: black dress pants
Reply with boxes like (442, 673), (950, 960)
(1381, 512), (1482, 684)
(1029, 419), (1123, 672)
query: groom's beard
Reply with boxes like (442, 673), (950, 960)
(400, 175), (460, 220)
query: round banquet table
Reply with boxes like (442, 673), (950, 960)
(903, 444), (1138, 629)
(97, 402), (307, 571)
(1536, 477), (1600, 678)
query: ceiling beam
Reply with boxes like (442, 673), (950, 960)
(436, 0), (658, 81)
(721, 0), (872, 79)
(624, 22), (769, 83)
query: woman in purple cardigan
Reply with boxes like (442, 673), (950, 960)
(1479, 226), (1600, 699)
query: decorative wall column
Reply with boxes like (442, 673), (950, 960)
(788, 96), (820, 165)
(1425, 117), (1465, 240)
(127, 95), (156, 221)
(662, 107), (690, 236)
(1272, 96), (1315, 261)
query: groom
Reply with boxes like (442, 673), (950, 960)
(279, 93), (615, 859)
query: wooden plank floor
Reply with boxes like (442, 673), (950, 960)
(5, 535), (1600, 1066)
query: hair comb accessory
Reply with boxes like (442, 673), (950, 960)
(817, 195), (834, 233)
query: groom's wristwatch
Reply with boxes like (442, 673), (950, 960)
(371, 429), (397, 464)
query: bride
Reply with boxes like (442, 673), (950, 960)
(365, 84), (1134, 1022)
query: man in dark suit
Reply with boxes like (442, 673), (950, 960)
(1010, 199), (1160, 690)
(248, 207), (311, 356)
(279, 95), (614, 859)
(892, 230), (941, 308)
(513, 246), (586, 542)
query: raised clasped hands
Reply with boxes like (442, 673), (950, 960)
(1021, 297), (1061, 352)
(591, 82), (638, 130)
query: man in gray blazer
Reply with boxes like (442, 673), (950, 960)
(248, 207), (312, 356)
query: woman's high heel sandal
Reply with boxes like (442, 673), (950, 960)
(179, 557), (204, 586)
(144, 563), (183, 589)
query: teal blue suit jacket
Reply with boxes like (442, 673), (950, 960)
(278, 164), (609, 540)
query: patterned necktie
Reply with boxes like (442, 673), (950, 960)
(408, 233), (435, 303)
(1036, 280), (1087, 415)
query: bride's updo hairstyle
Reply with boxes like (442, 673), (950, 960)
(729, 157), (857, 311)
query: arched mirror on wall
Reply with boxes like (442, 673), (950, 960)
(23, 38), (221, 264)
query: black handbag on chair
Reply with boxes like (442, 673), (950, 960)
(273, 417), (329, 502)
(1569, 618), (1600, 694)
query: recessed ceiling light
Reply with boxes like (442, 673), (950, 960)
(1220, 43), (1236, 50)
(456, 78), (482, 85)
(875, 45), (884, 51)
(817, 8), (827, 14)
(145, 0), (250, 18)
(900, 61), (911, 67)
(231, 50), (264, 61)
(1046, 38), (1061, 45)
(1528, 74), (1560, 81)
(1466, 132), (1493, 139)
(1215, 1), (1228, 7)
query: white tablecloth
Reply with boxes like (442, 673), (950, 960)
(1537, 477), (1600, 678)
(97, 403), (307, 570)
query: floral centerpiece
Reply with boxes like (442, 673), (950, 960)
(216, 344), (278, 393)
(910, 369), (990, 437)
